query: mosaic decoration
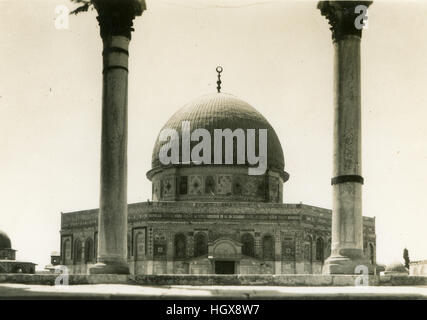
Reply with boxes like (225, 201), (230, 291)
(214, 242), (235, 255)
(282, 237), (295, 260)
(153, 231), (167, 257)
(216, 175), (232, 195)
(244, 176), (264, 197)
(134, 229), (146, 257)
(162, 176), (175, 197)
(189, 175), (203, 195)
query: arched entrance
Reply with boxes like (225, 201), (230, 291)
(209, 239), (242, 274)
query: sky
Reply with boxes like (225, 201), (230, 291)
(0, 0), (426, 269)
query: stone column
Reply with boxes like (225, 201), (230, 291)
(318, 1), (373, 274)
(89, 0), (146, 275)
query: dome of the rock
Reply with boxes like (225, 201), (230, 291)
(150, 93), (288, 181)
(0, 229), (36, 273)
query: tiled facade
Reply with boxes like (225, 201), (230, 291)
(60, 202), (376, 275)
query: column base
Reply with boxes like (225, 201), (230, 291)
(322, 253), (374, 275)
(89, 262), (129, 275)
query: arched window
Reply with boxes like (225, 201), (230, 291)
(135, 231), (146, 258)
(194, 233), (208, 257)
(174, 234), (187, 259)
(262, 235), (275, 260)
(304, 236), (312, 261)
(316, 237), (324, 262)
(241, 233), (255, 257)
(369, 243), (375, 265)
(84, 238), (94, 263)
(74, 239), (82, 264)
(62, 239), (71, 264)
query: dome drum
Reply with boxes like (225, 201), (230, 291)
(150, 164), (283, 203)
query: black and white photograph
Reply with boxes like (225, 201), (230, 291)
(1, 0), (427, 307)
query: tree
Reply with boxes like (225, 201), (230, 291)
(403, 248), (410, 269)
(70, 0), (94, 15)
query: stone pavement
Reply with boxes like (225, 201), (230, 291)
(0, 283), (426, 299)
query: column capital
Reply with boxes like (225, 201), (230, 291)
(318, 1), (372, 42)
(93, 0), (146, 39)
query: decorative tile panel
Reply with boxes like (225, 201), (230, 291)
(189, 175), (203, 195)
(216, 175), (232, 195)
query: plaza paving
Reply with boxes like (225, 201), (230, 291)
(0, 283), (426, 299)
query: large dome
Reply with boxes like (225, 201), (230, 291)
(0, 230), (11, 249)
(151, 93), (287, 179)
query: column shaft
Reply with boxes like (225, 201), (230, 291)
(89, 0), (145, 274)
(318, 0), (373, 274)
(332, 35), (363, 257)
(93, 36), (130, 274)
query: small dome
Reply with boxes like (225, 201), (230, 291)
(151, 93), (288, 180)
(385, 262), (408, 273)
(0, 230), (12, 249)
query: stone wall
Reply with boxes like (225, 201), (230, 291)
(0, 261), (36, 274)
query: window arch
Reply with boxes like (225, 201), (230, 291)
(316, 237), (324, 262)
(74, 239), (82, 264)
(262, 234), (275, 260)
(84, 238), (94, 263)
(241, 233), (255, 257)
(174, 233), (187, 259)
(194, 233), (208, 257)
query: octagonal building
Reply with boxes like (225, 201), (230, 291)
(0, 230), (36, 274)
(60, 92), (376, 275)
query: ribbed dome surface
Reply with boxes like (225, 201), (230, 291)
(151, 93), (285, 175)
(0, 230), (11, 249)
